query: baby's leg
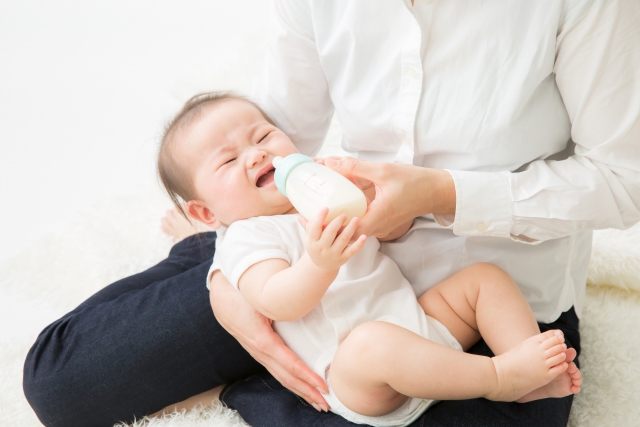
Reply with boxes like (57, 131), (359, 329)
(418, 263), (581, 401)
(418, 263), (538, 353)
(329, 321), (505, 417)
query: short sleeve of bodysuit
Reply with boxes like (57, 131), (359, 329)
(207, 216), (294, 290)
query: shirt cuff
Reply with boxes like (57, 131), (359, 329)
(433, 170), (512, 238)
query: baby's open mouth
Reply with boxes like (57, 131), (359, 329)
(256, 167), (275, 187)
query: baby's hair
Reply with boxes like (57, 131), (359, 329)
(157, 91), (274, 221)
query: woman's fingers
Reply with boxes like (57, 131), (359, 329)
(234, 313), (329, 409)
(317, 156), (374, 190)
(210, 273), (328, 409)
(324, 158), (455, 239)
(324, 157), (381, 183)
(266, 364), (328, 410)
(353, 198), (390, 238)
(257, 331), (329, 409)
(312, 155), (342, 166)
(324, 158), (391, 238)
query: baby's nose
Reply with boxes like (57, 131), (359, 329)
(247, 148), (267, 165)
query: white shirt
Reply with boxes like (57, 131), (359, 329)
(252, 0), (640, 323)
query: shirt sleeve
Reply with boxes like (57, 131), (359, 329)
(251, 0), (335, 156)
(207, 219), (291, 290)
(435, 0), (640, 244)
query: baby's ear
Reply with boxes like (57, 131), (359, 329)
(186, 201), (222, 230)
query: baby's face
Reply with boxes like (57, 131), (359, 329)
(181, 99), (298, 226)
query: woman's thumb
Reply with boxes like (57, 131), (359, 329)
(324, 157), (376, 188)
(326, 158), (375, 191)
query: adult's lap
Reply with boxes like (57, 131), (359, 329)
(23, 233), (265, 427)
(221, 309), (580, 427)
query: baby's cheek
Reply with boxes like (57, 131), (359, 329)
(217, 186), (257, 222)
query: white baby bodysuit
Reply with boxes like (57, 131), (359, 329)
(207, 214), (461, 426)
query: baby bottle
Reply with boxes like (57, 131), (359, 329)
(272, 154), (367, 225)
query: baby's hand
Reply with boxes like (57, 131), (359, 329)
(305, 208), (367, 271)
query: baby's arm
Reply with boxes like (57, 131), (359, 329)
(238, 210), (367, 322)
(238, 255), (336, 322)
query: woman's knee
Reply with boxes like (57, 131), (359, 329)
(23, 320), (83, 427)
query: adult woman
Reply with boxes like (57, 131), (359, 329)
(212, 0), (639, 425)
(24, 0), (639, 426)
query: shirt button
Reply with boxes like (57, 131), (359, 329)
(476, 222), (487, 232)
(408, 67), (419, 78)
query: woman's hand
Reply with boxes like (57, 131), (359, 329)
(209, 270), (330, 411)
(320, 157), (457, 239)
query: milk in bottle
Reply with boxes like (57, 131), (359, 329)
(272, 154), (367, 225)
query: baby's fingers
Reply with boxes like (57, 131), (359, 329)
(335, 217), (360, 249)
(342, 235), (367, 258)
(320, 214), (346, 245)
(307, 208), (328, 241)
(297, 216), (309, 230)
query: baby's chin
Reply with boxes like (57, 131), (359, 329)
(261, 202), (298, 218)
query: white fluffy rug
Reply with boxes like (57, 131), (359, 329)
(2, 187), (640, 427)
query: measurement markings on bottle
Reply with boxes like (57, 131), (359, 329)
(302, 173), (327, 197)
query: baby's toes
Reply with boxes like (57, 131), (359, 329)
(570, 377), (582, 394)
(567, 361), (580, 376)
(545, 343), (568, 359)
(538, 329), (562, 342)
(546, 351), (567, 368)
(540, 330), (565, 350)
(548, 361), (569, 377)
(568, 363), (582, 385)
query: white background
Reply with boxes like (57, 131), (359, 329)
(0, 0), (273, 264)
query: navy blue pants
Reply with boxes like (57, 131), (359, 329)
(23, 232), (580, 427)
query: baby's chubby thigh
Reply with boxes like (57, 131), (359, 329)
(328, 321), (412, 418)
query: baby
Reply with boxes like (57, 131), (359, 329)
(157, 92), (581, 426)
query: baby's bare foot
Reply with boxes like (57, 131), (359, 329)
(161, 207), (214, 242)
(516, 347), (582, 402)
(486, 330), (569, 402)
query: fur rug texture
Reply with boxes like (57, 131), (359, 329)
(2, 124), (639, 426)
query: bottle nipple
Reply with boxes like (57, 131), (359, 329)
(272, 156), (284, 168)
